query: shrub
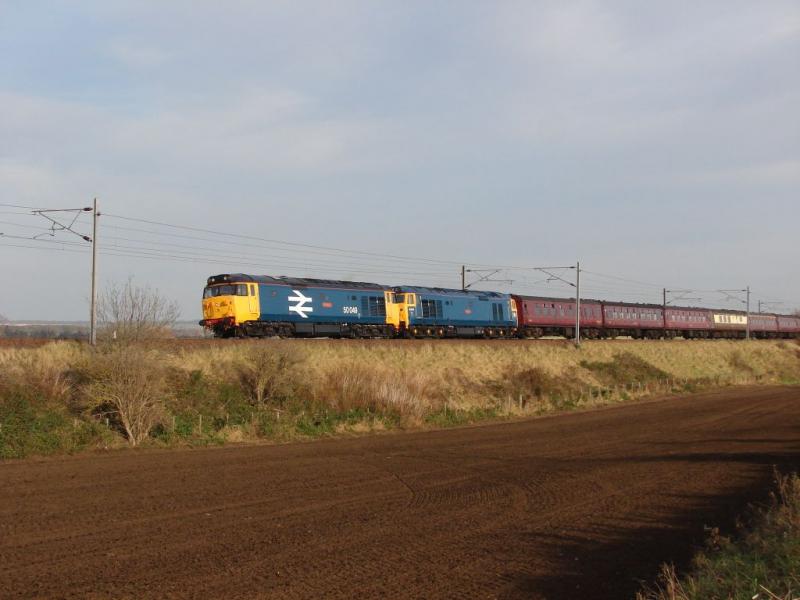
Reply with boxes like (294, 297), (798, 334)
(235, 343), (302, 408)
(84, 348), (169, 446)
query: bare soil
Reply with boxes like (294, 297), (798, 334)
(1, 386), (799, 599)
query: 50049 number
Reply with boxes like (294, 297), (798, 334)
(342, 307), (359, 314)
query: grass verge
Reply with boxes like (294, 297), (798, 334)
(0, 339), (798, 457)
(637, 471), (800, 600)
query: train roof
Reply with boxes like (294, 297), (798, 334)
(512, 294), (800, 317)
(206, 274), (389, 290)
(393, 286), (511, 298)
(515, 295), (665, 309)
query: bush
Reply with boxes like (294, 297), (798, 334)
(235, 343), (302, 408)
(84, 348), (169, 446)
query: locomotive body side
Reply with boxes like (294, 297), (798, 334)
(394, 287), (517, 338)
(201, 274), (393, 337)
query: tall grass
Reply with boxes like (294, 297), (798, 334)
(0, 339), (798, 457)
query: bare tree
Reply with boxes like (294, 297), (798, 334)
(98, 278), (180, 342)
(0, 313), (8, 324)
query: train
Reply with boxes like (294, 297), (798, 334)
(200, 273), (800, 340)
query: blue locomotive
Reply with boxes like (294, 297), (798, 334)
(392, 286), (518, 337)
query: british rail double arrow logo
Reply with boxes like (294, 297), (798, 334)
(288, 290), (313, 318)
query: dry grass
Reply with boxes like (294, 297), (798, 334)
(0, 339), (798, 456)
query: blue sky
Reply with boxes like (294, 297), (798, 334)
(1, 1), (798, 320)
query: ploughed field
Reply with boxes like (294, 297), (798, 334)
(1, 386), (799, 599)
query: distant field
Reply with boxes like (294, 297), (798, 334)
(0, 338), (798, 458)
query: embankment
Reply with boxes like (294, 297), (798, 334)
(0, 339), (798, 457)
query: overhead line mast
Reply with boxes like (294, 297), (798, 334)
(90, 199), (99, 346)
(31, 201), (99, 345)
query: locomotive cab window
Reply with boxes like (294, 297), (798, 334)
(203, 284), (247, 298)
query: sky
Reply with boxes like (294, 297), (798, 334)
(1, 1), (798, 321)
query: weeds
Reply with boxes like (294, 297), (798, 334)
(0, 383), (111, 459)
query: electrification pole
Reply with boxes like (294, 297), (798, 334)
(31, 203), (96, 344)
(461, 265), (466, 291)
(745, 285), (750, 340)
(575, 261), (581, 347)
(530, 264), (580, 346)
(90, 198), (98, 346)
